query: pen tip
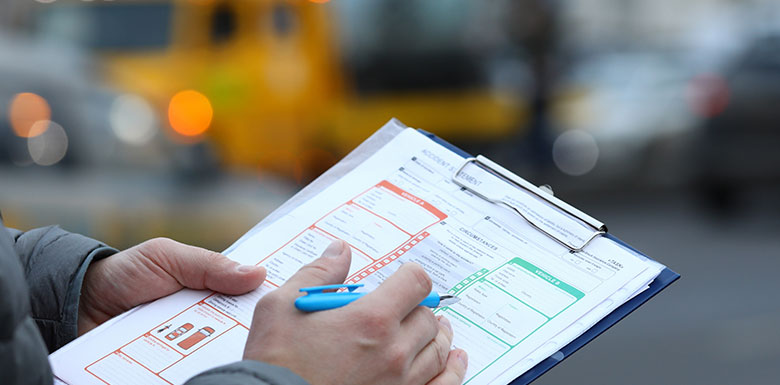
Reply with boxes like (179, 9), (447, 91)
(438, 295), (460, 307)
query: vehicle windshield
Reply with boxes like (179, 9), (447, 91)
(333, 0), (484, 93)
(35, 3), (172, 51)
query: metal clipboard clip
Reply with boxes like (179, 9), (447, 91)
(452, 156), (607, 252)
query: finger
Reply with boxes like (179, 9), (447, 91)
(356, 262), (432, 319)
(407, 315), (455, 384)
(276, 239), (352, 300)
(399, 307), (439, 356)
(425, 349), (468, 385)
(145, 238), (267, 295)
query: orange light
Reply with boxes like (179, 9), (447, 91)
(8, 92), (51, 138)
(308, 0), (331, 3)
(168, 90), (213, 137)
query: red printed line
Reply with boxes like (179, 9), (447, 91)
(313, 227), (376, 262)
(85, 335), (144, 379)
(347, 232), (432, 284)
(85, 366), (111, 385)
(349, 200), (413, 236)
(159, 323), (240, 377)
(377, 180), (447, 220)
(158, 323), (243, 380)
(254, 226), (308, 271)
(253, 183), (379, 269)
(149, 333), (185, 358)
(156, 354), (186, 375)
(85, 291), (214, 384)
(84, 180), (450, 384)
(256, 180), (445, 286)
(122, 351), (173, 384)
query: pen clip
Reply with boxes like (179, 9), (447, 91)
(299, 284), (364, 295)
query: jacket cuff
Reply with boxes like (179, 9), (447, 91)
(59, 245), (117, 348)
(11, 225), (117, 351)
(185, 360), (310, 385)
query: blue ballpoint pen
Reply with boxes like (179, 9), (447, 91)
(295, 284), (460, 312)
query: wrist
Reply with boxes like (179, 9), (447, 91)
(77, 257), (117, 335)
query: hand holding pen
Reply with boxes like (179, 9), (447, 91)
(294, 283), (460, 312)
(243, 240), (468, 385)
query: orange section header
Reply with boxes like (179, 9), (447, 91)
(377, 180), (447, 220)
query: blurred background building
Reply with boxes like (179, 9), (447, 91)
(1, 0), (778, 383)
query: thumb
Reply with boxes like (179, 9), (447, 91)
(278, 239), (352, 298)
(148, 239), (267, 295)
(200, 253), (268, 295)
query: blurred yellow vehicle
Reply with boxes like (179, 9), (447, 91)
(35, 0), (527, 180)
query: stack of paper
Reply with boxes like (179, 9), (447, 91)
(50, 120), (665, 385)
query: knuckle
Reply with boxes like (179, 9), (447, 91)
(384, 344), (408, 375)
(422, 308), (438, 328)
(405, 263), (432, 293)
(355, 308), (393, 340)
(413, 307), (438, 334)
(138, 237), (172, 255)
(145, 237), (175, 249)
(438, 316), (454, 342)
(254, 292), (282, 316)
(433, 337), (449, 370)
(297, 261), (332, 283)
(203, 250), (223, 264)
(136, 237), (177, 261)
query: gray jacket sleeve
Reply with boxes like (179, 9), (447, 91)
(7, 225), (117, 352)
(185, 360), (310, 385)
(1, 219), (309, 385)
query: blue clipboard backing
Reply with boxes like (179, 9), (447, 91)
(417, 129), (680, 384)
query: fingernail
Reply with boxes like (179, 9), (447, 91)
(457, 350), (468, 368)
(438, 315), (452, 333)
(322, 240), (345, 257)
(237, 264), (258, 273)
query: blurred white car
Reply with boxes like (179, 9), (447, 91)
(551, 52), (700, 178)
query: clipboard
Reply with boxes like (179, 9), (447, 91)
(418, 129), (680, 385)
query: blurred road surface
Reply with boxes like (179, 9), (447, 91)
(0, 167), (296, 250)
(537, 187), (780, 385)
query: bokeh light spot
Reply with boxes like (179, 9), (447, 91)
(110, 94), (158, 145)
(27, 120), (68, 166)
(9, 92), (51, 138)
(686, 74), (730, 118)
(552, 130), (599, 176)
(168, 90), (213, 137)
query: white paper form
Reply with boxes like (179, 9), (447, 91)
(50, 127), (662, 385)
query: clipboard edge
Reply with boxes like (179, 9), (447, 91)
(510, 267), (680, 385)
(414, 128), (681, 385)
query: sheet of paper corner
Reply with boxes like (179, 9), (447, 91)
(49, 119), (408, 384)
(52, 118), (663, 384)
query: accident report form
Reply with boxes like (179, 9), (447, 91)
(50, 125), (664, 385)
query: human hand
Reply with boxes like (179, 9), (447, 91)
(78, 238), (266, 335)
(243, 240), (468, 385)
